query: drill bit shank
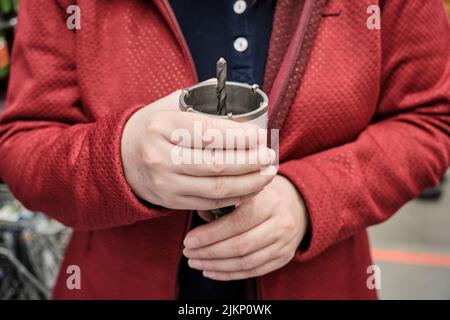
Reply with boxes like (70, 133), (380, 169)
(213, 58), (233, 218)
(216, 58), (228, 115)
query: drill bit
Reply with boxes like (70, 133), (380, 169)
(212, 58), (234, 219)
(216, 57), (227, 115)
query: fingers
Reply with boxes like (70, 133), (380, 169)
(174, 147), (276, 176)
(187, 242), (283, 273)
(144, 90), (182, 113)
(183, 218), (277, 259)
(200, 78), (217, 85)
(159, 111), (266, 149)
(177, 167), (277, 199)
(195, 188), (253, 220)
(183, 195), (270, 249)
(202, 254), (294, 281)
(143, 136), (276, 182)
(171, 192), (257, 211)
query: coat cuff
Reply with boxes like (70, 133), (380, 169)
(278, 158), (343, 262)
(103, 104), (174, 225)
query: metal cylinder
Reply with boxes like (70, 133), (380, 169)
(179, 81), (269, 218)
(179, 81), (269, 129)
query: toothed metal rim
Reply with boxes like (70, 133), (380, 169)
(179, 81), (268, 123)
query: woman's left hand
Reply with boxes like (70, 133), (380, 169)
(183, 175), (308, 281)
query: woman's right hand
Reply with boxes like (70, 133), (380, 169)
(121, 90), (277, 210)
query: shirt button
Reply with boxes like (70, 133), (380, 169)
(233, 37), (249, 52)
(233, 0), (247, 14)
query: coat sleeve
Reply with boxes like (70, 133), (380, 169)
(0, 0), (173, 230)
(278, 0), (450, 261)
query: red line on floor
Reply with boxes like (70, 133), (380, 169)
(372, 248), (450, 269)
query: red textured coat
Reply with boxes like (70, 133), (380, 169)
(0, 0), (449, 299)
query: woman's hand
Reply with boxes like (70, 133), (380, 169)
(121, 90), (277, 210)
(182, 175), (308, 280)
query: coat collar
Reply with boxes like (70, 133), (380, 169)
(152, 0), (198, 83)
(265, 0), (329, 131)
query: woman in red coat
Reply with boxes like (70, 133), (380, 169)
(0, 0), (449, 299)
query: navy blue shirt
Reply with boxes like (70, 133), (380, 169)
(170, 0), (275, 86)
(170, 0), (275, 300)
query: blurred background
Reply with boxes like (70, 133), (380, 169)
(0, 0), (449, 300)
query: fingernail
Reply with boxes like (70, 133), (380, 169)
(261, 165), (277, 176)
(203, 271), (214, 278)
(188, 259), (201, 269)
(184, 236), (200, 248)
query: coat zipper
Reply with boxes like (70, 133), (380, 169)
(268, 0), (315, 130)
(258, 0), (320, 299)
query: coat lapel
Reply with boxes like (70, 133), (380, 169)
(265, 0), (329, 131)
(152, 0), (198, 82)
